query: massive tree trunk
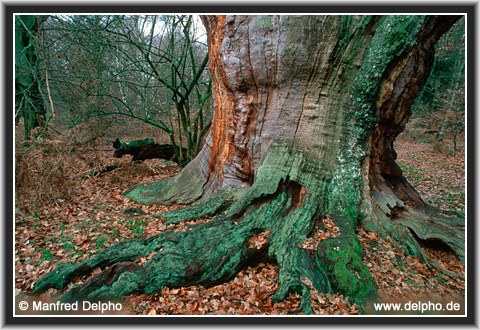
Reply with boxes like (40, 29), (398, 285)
(33, 15), (464, 312)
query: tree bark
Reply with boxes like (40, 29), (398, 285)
(15, 15), (46, 140)
(34, 15), (464, 312)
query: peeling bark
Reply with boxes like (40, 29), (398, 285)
(34, 15), (464, 312)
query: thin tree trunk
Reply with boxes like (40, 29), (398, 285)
(436, 116), (448, 141)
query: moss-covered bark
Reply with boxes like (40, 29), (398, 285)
(34, 142), (376, 310)
(33, 15), (464, 313)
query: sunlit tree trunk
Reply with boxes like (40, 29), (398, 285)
(34, 15), (464, 312)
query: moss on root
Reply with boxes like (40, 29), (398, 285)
(123, 159), (206, 205)
(33, 142), (377, 312)
(316, 216), (377, 302)
(155, 188), (243, 225)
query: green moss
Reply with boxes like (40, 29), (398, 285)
(126, 138), (153, 149)
(347, 15), (426, 134)
(329, 15), (353, 61)
(31, 262), (81, 293)
(327, 16), (429, 223)
(255, 17), (273, 29)
(285, 43), (298, 53)
(156, 188), (243, 225)
(123, 164), (205, 205)
(316, 216), (377, 303)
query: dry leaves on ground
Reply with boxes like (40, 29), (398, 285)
(15, 126), (465, 315)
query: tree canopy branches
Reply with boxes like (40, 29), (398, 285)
(37, 14), (212, 164)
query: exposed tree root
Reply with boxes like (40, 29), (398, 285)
(33, 144), (377, 313)
(154, 189), (242, 225)
(362, 173), (465, 272)
(394, 208), (464, 263)
(123, 157), (206, 205)
(363, 166), (465, 266)
(33, 217), (264, 302)
(32, 143), (463, 314)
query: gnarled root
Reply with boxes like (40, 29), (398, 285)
(33, 144), (377, 312)
(362, 175), (465, 268)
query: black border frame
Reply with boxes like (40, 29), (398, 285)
(4, 2), (476, 326)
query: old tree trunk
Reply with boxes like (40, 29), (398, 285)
(33, 15), (464, 312)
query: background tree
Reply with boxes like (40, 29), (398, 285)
(409, 17), (465, 153)
(33, 15), (464, 313)
(15, 15), (48, 140)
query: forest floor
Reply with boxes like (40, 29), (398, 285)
(14, 120), (466, 315)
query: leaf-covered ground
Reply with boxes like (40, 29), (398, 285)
(14, 125), (466, 315)
(395, 137), (465, 213)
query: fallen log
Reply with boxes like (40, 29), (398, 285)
(112, 138), (186, 163)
